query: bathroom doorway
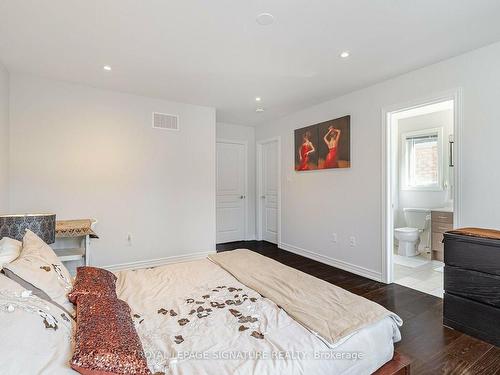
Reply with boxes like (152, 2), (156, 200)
(382, 91), (462, 297)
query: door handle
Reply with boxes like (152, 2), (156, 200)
(449, 135), (454, 167)
(240, 195), (246, 199)
(261, 195), (266, 199)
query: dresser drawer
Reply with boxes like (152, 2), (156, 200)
(444, 266), (500, 307)
(444, 233), (500, 276)
(431, 211), (453, 224)
(444, 292), (500, 347)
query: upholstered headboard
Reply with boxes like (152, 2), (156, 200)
(0, 214), (56, 243)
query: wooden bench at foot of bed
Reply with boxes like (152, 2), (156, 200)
(374, 352), (411, 375)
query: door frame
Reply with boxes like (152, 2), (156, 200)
(216, 138), (249, 242)
(381, 88), (463, 283)
(256, 136), (282, 244)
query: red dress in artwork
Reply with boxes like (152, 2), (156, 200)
(298, 143), (312, 170)
(324, 146), (338, 168)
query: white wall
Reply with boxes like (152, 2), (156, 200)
(216, 122), (256, 239)
(9, 74), (216, 267)
(256, 41), (500, 281)
(396, 109), (454, 227)
(0, 63), (8, 213)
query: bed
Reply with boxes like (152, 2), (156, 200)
(114, 251), (403, 375)
(0, 230), (405, 375)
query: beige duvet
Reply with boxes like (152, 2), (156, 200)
(116, 256), (401, 375)
(209, 249), (402, 347)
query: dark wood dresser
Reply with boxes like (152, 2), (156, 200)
(443, 228), (500, 346)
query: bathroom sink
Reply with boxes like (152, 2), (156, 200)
(432, 207), (454, 212)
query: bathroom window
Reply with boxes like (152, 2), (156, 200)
(402, 128), (443, 190)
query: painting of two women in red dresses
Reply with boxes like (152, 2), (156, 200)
(295, 115), (351, 171)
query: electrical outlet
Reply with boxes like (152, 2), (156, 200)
(349, 236), (356, 247)
(331, 233), (338, 243)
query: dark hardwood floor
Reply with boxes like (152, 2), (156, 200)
(216, 241), (500, 375)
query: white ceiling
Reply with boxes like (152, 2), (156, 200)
(1, 1), (500, 126)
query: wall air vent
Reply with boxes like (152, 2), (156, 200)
(152, 112), (179, 131)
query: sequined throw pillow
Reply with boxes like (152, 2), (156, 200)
(68, 266), (117, 304)
(71, 295), (151, 375)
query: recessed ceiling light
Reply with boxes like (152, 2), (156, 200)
(255, 97), (262, 102)
(256, 13), (274, 26)
(256, 108), (265, 113)
(340, 51), (350, 58)
(103, 65), (112, 71)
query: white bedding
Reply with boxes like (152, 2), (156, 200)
(0, 274), (75, 375)
(116, 259), (400, 375)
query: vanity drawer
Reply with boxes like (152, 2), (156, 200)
(432, 232), (444, 252)
(432, 222), (453, 234)
(431, 211), (453, 224)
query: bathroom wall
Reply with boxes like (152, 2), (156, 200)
(395, 109), (454, 227)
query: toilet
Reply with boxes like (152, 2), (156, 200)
(394, 208), (431, 257)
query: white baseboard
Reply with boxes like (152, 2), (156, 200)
(279, 242), (382, 282)
(103, 251), (215, 272)
(216, 235), (256, 244)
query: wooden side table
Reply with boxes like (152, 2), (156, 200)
(52, 219), (98, 275)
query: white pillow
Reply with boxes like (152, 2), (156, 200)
(0, 237), (22, 267)
(3, 229), (74, 315)
(0, 274), (75, 374)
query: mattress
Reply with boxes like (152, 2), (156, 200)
(115, 258), (401, 375)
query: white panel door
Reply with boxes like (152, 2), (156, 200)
(216, 141), (246, 243)
(260, 140), (278, 243)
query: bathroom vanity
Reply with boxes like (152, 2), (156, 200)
(431, 208), (454, 261)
